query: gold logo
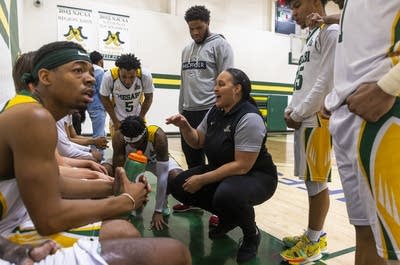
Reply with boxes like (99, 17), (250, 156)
(103, 31), (125, 47)
(63, 25), (88, 42)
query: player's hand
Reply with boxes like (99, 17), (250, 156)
(137, 174), (151, 206)
(5, 240), (59, 265)
(23, 240), (59, 265)
(91, 149), (103, 163)
(115, 167), (149, 209)
(307, 13), (324, 28)
(90, 171), (114, 181)
(284, 111), (302, 129)
(93, 137), (109, 149)
(151, 212), (168, 231)
(86, 160), (108, 174)
(346, 82), (396, 122)
(76, 168), (113, 181)
(319, 105), (331, 119)
(137, 174), (152, 192)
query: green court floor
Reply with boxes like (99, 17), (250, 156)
(129, 173), (351, 265)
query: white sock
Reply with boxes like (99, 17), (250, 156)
(306, 228), (321, 242)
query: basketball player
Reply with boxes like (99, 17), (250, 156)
(281, 0), (339, 263)
(112, 115), (183, 231)
(100, 54), (154, 132)
(325, 0), (400, 264)
(0, 41), (191, 265)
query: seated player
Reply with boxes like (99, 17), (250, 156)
(112, 115), (183, 230)
(0, 41), (191, 265)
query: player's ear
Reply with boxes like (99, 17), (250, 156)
(37, 68), (51, 86)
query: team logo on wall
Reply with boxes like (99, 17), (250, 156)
(63, 25), (88, 42)
(57, 5), (96, 50)
(103, 31), (125, 47)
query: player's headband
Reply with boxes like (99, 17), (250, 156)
(123, 129), (146, 143)
(22, 49), (91, 84)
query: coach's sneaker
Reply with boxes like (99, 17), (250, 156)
(208, 221), (237, 239)
(280, 235), (322, 264)
(172, 203), (202, 213)
(208, 214), (219, 227)
(236, 226), (261, 263)
(283, 233), (328, 253)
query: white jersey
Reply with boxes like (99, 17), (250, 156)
(56, 115), (92, 159)
(0, 180), (106, 264)
(0, 179), (29, 236)
(100, 68), (154, 121)
(325, 1), (400, 110)
(286, 24), (339, 127)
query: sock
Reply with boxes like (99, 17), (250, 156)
(306, 228), (321, 242)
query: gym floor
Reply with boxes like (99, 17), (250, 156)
(127, 133), (355, 265)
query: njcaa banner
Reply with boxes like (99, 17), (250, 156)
(57, 5), (96, 50)
(98, 11), (130, 61)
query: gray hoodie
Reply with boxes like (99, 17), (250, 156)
(179, 33), (234, 113)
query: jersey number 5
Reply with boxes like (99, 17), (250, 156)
(125, 101), (134, 112)
(294, 65), (304, 91)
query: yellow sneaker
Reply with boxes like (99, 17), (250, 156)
(283, 233), (328, 253)
(319, 233), (328, 253)
(280, 235), (322, 264)
(282, 234), (303, 248)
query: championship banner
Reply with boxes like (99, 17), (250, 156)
(98, 11), (130, 61)
(57, 5), (96, 50)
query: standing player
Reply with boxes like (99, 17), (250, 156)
(281, 0), (339, 264)
(100, 53), (154, 133)
(175, 4), (234, 215)
(178, 5), (234, 169)
(325, 0), (400, 264)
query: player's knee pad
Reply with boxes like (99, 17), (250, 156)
(305, 180), (328, 197)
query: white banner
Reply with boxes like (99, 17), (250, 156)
(57, 5), (96, 51)
(98, 11), (130, 61)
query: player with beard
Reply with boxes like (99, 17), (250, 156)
(175, 5), (234, 218)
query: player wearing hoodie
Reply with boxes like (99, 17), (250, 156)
(178, 5), (234, 170)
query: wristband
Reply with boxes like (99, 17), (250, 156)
(120, 193), (136, 209)
(378, 63), (400, 96)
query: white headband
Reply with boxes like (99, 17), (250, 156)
(123, 129), (146, 143)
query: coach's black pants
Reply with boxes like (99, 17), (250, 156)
(170, 164), (278, 236)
